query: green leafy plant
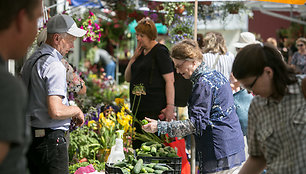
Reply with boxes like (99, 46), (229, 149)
(69, 126), (101, 162)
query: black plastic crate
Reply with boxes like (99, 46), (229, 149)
(105, 163), (122, 174)
(137, 156), (182, 174)
(105, 163), (174, 174)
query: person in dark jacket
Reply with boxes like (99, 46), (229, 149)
(143, 39), (245, 174)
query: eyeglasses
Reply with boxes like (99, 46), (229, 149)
(249, 75), (259, 89)
(243, 75), (259, 92)
(175, 60), (187, 69)
(296, 44), (305, 47)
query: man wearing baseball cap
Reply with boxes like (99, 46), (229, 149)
(21, 14), (86, 174)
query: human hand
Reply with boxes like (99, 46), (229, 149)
(73, 108), (85, 127)
(134, 42), (144, 59)
(161, 105), (176, 122)
(142, 117), (158, 133)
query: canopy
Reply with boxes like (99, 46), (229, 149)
(70, 0), (103, 7)
(148, 0), (305, 5)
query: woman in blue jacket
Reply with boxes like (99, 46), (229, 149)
(143, 39), (245, 173)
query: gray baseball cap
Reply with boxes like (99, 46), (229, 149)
(47, 14), (86, 37)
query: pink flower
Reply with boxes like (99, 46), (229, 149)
(94, 23), (100, 30)
(78, 18), (81, 21)
(114, 24), (120, 28)
(89, 11), (94, 16)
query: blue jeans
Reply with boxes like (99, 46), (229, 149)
(27, 128), (69, 174)
(105, 61), (116, 79)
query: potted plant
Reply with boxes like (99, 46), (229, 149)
(161, 2), (193, 26)
(223, 2), (247, 14)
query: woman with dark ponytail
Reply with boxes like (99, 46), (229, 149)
(232, 43), (306, 174)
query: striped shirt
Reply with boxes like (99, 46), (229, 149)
(248, 78), (306, 173)
(202, 52), (235, 81)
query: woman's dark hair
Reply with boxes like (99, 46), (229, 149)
(232, 43), (297, 97)
(0, 0), (41, 30)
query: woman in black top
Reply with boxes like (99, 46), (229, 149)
(124, 17), (175, 148)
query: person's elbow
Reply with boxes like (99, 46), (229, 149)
(48, 108), (62, 120)
(0, 142), (10, 164)
(47, 95), (65, 120)
(124, 73), (131, 82)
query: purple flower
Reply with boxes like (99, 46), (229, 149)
(150, 13), (158, 20)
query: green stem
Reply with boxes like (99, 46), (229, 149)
(134, 95), (141, 118)
(131, 94), (137, 112)
(131, 95), (142, 143)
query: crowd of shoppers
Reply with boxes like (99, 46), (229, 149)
(0, 3), (305, 173)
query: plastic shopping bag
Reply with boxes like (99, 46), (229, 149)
(165, 137), (190, 174)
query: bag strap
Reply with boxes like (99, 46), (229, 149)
(212, 54), (221, 69)
(302, 77), (306, 99)
(27, 53), (50, 91)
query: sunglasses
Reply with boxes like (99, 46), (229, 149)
(141, 18), (152, 26)
(296, 44), (304, 47)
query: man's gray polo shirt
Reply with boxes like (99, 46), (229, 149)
(22, 43), (70, 130)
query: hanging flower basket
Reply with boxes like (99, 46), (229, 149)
(175, 5), (185, 14)
(199, 1), (212, 6)
(229, 9), (239, 14)
(148, 1), (163, 11)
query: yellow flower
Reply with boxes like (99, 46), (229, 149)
(88, 120), (98, 130)
(88, 73), (97, 80)
(99, 112), (104, 120)
(115, 98), (125, 106)
(105, 118), (115, 128)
